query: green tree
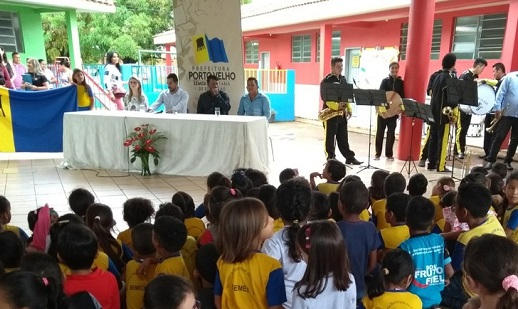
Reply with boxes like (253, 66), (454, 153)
(42, 0), (172, 63)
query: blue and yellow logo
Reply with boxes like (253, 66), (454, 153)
(192, 34), (229, 65)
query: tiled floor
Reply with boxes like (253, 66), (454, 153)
(0, 120), (492, 233)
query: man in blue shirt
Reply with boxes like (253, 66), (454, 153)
(484, 71), (518, 170)
(148, 73), (189, 114)
(237, 77), (271, 120)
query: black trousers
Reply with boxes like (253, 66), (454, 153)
(324, 115), (355, 160)
(428, 121), (451, 171)
(420, 126), (431, 161)
(375, 115), (397, 157)
(483, 113), (495, 156)
(455, 111), (471, 154)
(488, 116), (518, 163)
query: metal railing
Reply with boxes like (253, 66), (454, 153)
(244, 69), (288, 93)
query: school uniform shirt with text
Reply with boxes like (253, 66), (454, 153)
(399, 233), (451, 308)
(214, 252), (286, 308)
(291, 274), (356, 309)
(125, 259), (157, 309)
(154, 255), (191, 280)
(504, 204), (518, 243)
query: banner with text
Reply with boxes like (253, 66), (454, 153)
(172, 0), (245, 114)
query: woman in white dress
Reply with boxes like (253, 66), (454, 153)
(104, 51), (125, 110)
(123, 75), (148, 111)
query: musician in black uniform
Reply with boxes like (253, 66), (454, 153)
(455, 58), (487, 159)
(428, 53), (458, 172)
(375, 62), (404, 160)
(320, 57), (362, 165)
(480, 62), (506, 160)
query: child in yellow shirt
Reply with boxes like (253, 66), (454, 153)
(118, 197), (155, 253)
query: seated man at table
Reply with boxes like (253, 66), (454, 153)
(148, 73), (189, 113)
(237, 77), (271, 120)
(197, 74), (231, 115)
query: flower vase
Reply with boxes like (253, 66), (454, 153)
(140, 153), (151, 176)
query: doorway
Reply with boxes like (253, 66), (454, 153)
(260, 52), (271, 69)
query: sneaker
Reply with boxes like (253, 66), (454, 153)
(507, 162), (514, 171)
(418, 160), (426, 167)
(346, 158), (363, 165)
(387, 157), (395, 161)
(458, 152), (465, 159)
(437, 168), (451, 173)
(483, 162), (494, 170)
(374, 156), (380, 161)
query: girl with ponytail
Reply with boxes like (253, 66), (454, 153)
(262, 177), (312, 309)
(0, 271), (68, 309)
(86, 203), (130, 273)
(463, 234), (518, 309)
(363, 249), (422, 308)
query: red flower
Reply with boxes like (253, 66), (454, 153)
(145, 146), (156, 153)
(123, 140), (132, 147)
(138, 133), (145, 138)
(149, 129), (157, 134)
(135, 145), (141, 151)
(134, 127), (141, 132)
(145, 139), (152, 145)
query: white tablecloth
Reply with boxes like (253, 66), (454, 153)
(63, 111), (270, 176)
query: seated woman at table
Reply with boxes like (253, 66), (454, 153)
(20, 58), (49, 91)
(72, 69), (94, 111)
(124, 75), (148, 112)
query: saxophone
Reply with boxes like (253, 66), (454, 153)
(461, 148), (472, 178)
(442, 106), (458, 124)
(318, 108), (344, 121)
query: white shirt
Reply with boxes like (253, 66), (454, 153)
(149, 88), (189, 113)
(291, 274), (357, 309)
(43, 68), (56, 89)
(262, 227), (307, 309)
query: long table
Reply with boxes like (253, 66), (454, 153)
(63, 111), (270, 176)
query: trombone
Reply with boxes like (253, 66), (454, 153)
(486, 106), (509, 133)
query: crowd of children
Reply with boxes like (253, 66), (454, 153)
(1, 162), (518, 309)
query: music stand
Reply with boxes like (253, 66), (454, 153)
(400, 99), (435, 177)
(321, 82), (354, 103)
(321, 82), (354, 169)
(353, 89), (388, 174)
(446, 79), (478, 179)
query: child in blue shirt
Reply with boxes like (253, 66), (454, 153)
(336, 180), (380, 302)
(399, 196), (454, 309)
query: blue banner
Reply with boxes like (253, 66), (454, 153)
(0, 86), (78, 152)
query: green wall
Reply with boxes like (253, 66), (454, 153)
(1, 4), (61, 62)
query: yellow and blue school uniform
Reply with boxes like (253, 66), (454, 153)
(316, 182), (339, 195)
(3, 224), (28, 242)
(77, 84), (93, 111)
(154, 254), (191, 280)
(379, 225), (410, 250)
(361, 290), (422, 309)
(214, 252), (286, 309)
(181, 236), (199, 290)
(399, 233), (451, 309)
(184, 217), (206, 239)
(504, 205), (518, 243)
(372, 199), (391, 230)
(117, 228), (133, 253)
(451, 215), (505, 271)
(125, 260), (157, 309)
(429, 195), (444, 222)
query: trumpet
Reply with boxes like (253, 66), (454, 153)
(442, 106), (457, 123)
(486, 106), (509, 133)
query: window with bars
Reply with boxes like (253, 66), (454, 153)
(292, 34), (311, 63)
(0, 11), (24, 53)
(245, 40), (259, 64)
(452, 13), (507, 59)
(316, 31), (341, 62)
(400, 19), (442, 60)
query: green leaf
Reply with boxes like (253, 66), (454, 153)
(130, 157), (136, 163)
(154, 157), (159, 165)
